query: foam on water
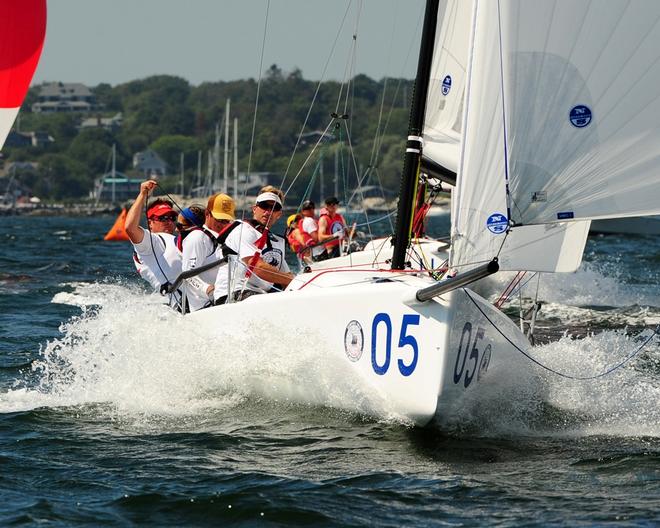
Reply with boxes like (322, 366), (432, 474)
(2, 282), (403, 425)
(484, 262), (660, 327)
(530, 329), (660, 437)
(2, 273), (658, 437)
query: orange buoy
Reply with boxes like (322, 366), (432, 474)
(104, 208), (130, 241)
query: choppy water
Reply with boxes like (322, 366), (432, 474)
(1, 215), (659, 526)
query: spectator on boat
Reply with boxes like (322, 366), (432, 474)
(125, 180), (182, 306)
(300, 199), (327, 262)
(214, 189), (294, 305)
(318, 196), (347, 259)
(181, 193), (236, 312)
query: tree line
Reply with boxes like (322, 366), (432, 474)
(6, 66), (414, 202)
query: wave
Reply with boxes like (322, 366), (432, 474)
(1, 279), (658, 438)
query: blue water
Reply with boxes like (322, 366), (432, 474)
(1, 215), (659, 526)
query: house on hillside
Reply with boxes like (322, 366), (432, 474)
(79, 112), (123, 132)
(4, 130), (54, 148)
(93, 172), (143, 203)
(32, 82), (100, 113)
(133, 149), (168, 177)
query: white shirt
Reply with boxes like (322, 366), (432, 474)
(214, 221), (290, 302)
(301, 216), (324, 257)
(132, 228), (181, 290)
(132, 228), (182, 307)
(181, 226), (224, 312)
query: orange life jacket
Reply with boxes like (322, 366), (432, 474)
(319, 209), (346, 249)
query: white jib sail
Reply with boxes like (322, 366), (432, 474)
(501, 0), (660, 225)
(422, 0), (471, 176)
(449, 0), (590, 274)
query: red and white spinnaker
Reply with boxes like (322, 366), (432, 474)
(0, 0), (47, 149)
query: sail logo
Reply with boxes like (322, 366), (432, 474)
(441, 75), (452, 96)
(344, 320), (364, 362)
(486, 213), (508, 234)
(569, 105), (592, 128)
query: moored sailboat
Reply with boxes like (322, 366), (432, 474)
(178, 0), (660, 427)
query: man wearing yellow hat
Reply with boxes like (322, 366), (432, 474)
(181, 193), (236, 312)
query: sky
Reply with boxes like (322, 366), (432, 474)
(33, 0), (426, 87)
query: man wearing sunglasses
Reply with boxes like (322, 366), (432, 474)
(125, 180), (182, 306)
(214, 189), (294, 304)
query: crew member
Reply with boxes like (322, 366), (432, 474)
(175, 205), (206, 251)
(299, 199), (326, 261)
(181, 193), (236, 312)
(125, 180), (182, 306)
(318, 196), (346, 259)
(214, 189), (294, 304)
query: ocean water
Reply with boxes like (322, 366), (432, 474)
(0, 215), (659, 526)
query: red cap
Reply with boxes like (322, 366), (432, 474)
(147, 203), (175, 219)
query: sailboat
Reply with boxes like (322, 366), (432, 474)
(177, 0), (660, 427)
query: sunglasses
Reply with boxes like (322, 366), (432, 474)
(256, 201), (282, 212)
(152, 214), (177, 222)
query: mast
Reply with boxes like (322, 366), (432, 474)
(223, 98), (230, 194)
(233, 117), (238, 201)
(391, 0), (439, 270)
(180, 152), (185, 196)
(111, 143), (116, 203)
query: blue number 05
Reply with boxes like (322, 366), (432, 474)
(371, 313), (420, 376)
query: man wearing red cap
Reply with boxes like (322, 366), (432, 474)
(125, 180), (182, 306)
(181, 192), (237, 312)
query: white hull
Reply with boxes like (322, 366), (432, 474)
(188, 267), (534, 426)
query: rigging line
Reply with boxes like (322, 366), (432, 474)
(352, 209), (396, 227)
(506, 272), (539, 305)
(463, 289), (660, 381)
(373, 5), (425, 167)
(245, 0), (270, 200)
(280, 2), (353, 186)
(496, 0), (513, 225)
(373, 168), (395, 232)
(283, 119), (336, 198)
(340, 119), (374, 240)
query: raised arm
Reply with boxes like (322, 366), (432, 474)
(125, 180), (158, 244)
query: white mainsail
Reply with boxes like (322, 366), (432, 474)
(502, 0), (660, 225)
(449, 0), (597, 274)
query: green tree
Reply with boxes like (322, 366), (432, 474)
(150, 135), (201, 169)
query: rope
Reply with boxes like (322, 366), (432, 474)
(464, 289), (659, 381)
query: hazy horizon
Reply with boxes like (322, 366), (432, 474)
(33, 0), (424, 87)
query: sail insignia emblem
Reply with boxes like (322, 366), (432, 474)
(569, 105), (592, 128)
(441, 75), (452, 96)
(486, 213), (508, 234)
(344, 320), (364, 362)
